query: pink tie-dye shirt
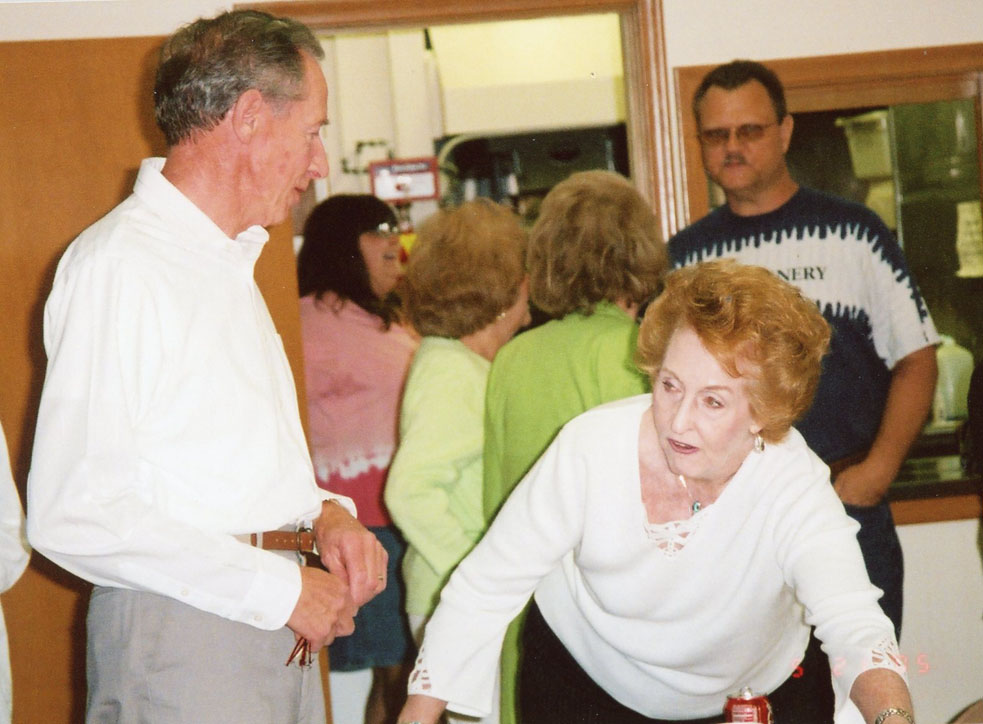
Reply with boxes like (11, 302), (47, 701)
(300, 292), (417, 526)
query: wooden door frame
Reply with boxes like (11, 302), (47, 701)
(241, 0), (679, 239)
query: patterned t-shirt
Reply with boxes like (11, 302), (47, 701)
(669, 187), (939, 463)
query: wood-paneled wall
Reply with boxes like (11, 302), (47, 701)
(0, 36), (307, 722)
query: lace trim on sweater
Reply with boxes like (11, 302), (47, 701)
(407, 644), (433, 695)
(870, 635), (907, 674)
(642, 509), (706, 557)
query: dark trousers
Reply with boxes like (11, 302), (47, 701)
(518, 602), (834, 724)
(844, 501), (903, 639)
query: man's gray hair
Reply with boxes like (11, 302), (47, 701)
(154, 9), (324, 146)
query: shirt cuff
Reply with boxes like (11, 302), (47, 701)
(236, 545), (303, 630)
(313, 490), (357, 520)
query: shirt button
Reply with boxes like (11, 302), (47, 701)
(180, 588), (190, 597)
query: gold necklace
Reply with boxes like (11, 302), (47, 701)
(677, 475), (702, 515)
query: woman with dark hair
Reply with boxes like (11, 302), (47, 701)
(297, 194), (418, 724)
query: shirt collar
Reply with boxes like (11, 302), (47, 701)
(132, 157), (270, 269)
(587, 300), (635, 319)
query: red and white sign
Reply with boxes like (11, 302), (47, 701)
(369, 157), (440, 202)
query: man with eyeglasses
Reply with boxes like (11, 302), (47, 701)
(669, 59), (939, 641)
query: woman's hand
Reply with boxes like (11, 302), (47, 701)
(396, 693), (448, 724)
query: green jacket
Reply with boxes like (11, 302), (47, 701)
(386, 337), (490, 617)
(484, 302), (650, 520)
(482, 302), (650, 724)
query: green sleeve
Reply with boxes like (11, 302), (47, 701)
(385, 350), (485, 578)
(482, 362), (508, 525)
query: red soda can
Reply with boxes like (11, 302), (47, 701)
(724, 686), (773, 723)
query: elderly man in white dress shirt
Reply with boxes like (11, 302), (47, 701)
(25, 10), (386, 723)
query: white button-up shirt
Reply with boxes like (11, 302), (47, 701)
(0, 423), (30, 723)
(27, 158), (343, 630)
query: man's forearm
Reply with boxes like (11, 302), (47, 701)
(865, 345), (937, 483)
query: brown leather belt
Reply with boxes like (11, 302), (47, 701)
(238, 528), (318, 555)
(827, 449), (869, 480)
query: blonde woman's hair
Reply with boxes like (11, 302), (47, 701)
(403, 199), (527, 338)
(528, 170), (667, 317)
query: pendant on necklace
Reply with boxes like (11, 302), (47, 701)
(678, 474), (703, 516)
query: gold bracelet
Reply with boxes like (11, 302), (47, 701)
(873, 707), (914, 724)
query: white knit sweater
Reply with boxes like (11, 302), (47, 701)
(411, 395), (905, 719)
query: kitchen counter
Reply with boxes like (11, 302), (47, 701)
(888, 454), (982, 525)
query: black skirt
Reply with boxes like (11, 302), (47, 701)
(517, 601), (834, 724)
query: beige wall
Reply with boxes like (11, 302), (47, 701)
(7, 0), (983, 226)
(898, 520), (983, 722)
(661, 0), (983, 66)
(4, 0), (983, 53)
(0, 0), (229, 41)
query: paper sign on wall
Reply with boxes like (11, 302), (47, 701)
(955, 200), (983, 278)
(369, 157), (440, 203)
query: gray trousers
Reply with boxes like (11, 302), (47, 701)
(85, 586), (326, 724)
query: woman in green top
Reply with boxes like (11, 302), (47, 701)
(385, 198), (529, 724)
(482, 170), (668, 724)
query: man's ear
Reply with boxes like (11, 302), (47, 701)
(779, 112), (794, 154)
(229, 89), (266, 143)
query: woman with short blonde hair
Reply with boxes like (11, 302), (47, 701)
(386, 199), (530, 724)
(401, 198), (528, 340)
(482, 171), (668, 724)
